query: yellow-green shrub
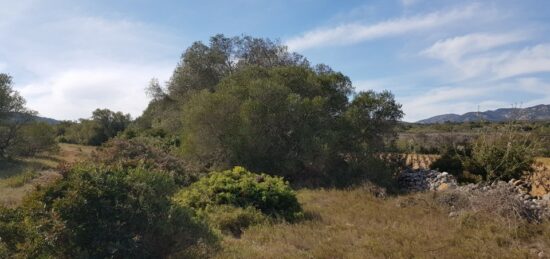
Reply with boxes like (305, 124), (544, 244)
(174, 166), (302, 221)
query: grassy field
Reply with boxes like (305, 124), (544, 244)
(217, 188), (550, 259)
(0, 143), (95, 207)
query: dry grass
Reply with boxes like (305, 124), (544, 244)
(405, 153), (439, 169)
(216, 188), (550, 259)
(537, 157), (550, 168)
(0, 144), (95, 207)
(54, 143), (95, 163)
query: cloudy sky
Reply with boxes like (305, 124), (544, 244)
(1, 0), (549, 121)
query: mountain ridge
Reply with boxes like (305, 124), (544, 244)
(417, 104), (550, 124)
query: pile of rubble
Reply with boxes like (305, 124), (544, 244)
(398, 169), (550, 220)
(457, 180), (550, 220)
(397, 168), (458, 192)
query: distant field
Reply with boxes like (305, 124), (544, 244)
(404, 153), (439, 169)
(399, 154), (550, 171)
(0, 143), (95, 207)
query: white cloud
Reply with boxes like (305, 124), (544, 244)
(19, 64), (173, 120)
(422, 32), (525, 63)
(424, 41), (550, 80)
(493, 44), (550, 79)
(0, 2), (182, 120)
(285, 4), (479, 51)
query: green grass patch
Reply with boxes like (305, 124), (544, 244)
(0, 170), (38, 188)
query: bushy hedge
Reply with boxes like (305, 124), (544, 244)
(0, 164), (216, 258)
(92, 138), (200, 186)
(174, 166), (302, 221)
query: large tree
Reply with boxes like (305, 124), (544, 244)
(0, 74), (36, 158)
(180, 65), (403, 182)
(61, 109), (131, 146)
(136, 34), (310, 136)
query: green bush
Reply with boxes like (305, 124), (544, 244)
(460, 126), (536, 181)
(0, 207), (26, 254)
(9, 122), (58, 157)
(2, 164), (216, 258)
(174, 166), (302, 221)
(92, 138), (200, 186)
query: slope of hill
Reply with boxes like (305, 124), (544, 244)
(417, 104), (550, 124)
(5, 112), (60, 125)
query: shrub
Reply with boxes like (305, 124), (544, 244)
(174, 166), (302, 221)
(459, 124), (537, 181)
(92, 138), (200, 186)
(6, 164), (216, 258)
(0, 207), (26, 254)
(9, 122), (58, 157)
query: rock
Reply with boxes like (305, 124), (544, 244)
(398, 169), (457, 193)
(449, 211), (458, 217)
(543, 194), (550, 201)
(538, 251), (545, 258)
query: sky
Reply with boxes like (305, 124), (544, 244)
(1, 0), (550, 122)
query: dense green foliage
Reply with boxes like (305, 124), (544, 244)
(57, 108), (131, 146)
(180, 66), (402, 182)
(127, 35), (404, 185)
(0, 74), (57, 158)
(174, 166), (302, 221)
(92, 138), (200, 185)
(10, 122), (58, 156)
(0, 164), (215, 258)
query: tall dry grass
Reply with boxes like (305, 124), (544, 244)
(216, 188), (549, 258)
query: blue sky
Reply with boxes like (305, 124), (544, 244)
(1, 0), (549, 121)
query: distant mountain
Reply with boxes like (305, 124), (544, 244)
(5, 112), (60, 125)
(417, 104), (550, 124)
(33, 115), (61, 125)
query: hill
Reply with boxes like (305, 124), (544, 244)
(417, 104), (550, 124)
(6, 112), (60, 125)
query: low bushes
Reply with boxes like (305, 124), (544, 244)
(459, 125), (537, 181)
(174, 166), (302, 221)
(0, 164), (216, 258)
(174, 167), (303, 236)
(92, 138), (200, 186)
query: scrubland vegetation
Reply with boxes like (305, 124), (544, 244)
(1, 35), (549, 258)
